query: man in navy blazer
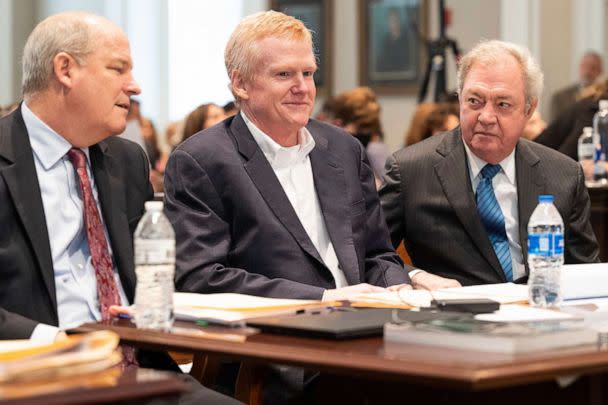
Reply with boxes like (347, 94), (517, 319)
(164, 11), (411, 303)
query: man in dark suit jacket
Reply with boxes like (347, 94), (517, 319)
(536, 86), (607, 160)
(0, 108), (151, 338)
(0, 11), (239, 405)
(164, 11), (411, 303)
(549, 51), (603, 121)
(380, 40), (599, 289)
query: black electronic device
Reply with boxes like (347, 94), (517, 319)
(247, 308), (463, 340)
(430, 298), (500, 314)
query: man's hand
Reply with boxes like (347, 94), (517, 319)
(387, 283), (413, 292)
(55, 331), (68, 341)
(322, 283), (386, 301)
(411, 271), (461, 290)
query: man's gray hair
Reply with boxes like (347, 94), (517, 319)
(22, 12), (97, 95)
(457, 39), (544, 110)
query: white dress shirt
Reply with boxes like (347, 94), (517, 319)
(463, 142), (525, 281)
(242, 112), (348, 288)
(22, 103), (129, 342)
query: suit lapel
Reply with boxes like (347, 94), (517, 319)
(229, 115), (325, 266)
(515, 140), (544, 271)
(434, 130), (506, 281)
(0, 108), (57, 313)
(309, 132), (359, 285)
(90, 141), (136, 301)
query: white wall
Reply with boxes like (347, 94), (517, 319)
(0, 0), (13, 104)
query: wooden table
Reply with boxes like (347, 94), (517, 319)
(0, 367), (188, 405)
(72, 319), (608, 404)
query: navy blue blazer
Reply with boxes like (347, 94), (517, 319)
(164, 114), (410, 299)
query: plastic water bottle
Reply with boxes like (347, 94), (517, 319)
(527, 195), (564, 308)
(592, 100), (608, 184)
(134, 201), (175, 331)
(578, 126), (594, 183)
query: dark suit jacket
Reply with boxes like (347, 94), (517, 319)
(379, 128), (599, 286)
(550, 83), (580, 121)
(164, 114), (410, 299)
(0, 107), (153, 339)
(536, 94), (602, 160)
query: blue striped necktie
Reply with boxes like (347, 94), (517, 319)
(476, 164), (513, 281)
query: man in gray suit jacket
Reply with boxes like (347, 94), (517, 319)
(380, 40), (599, 290)
(164, 11), (411, 302)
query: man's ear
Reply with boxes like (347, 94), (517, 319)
(231, 71), (249, 101)
(53, 52), (78, 89)
(525, 98), (538, 119)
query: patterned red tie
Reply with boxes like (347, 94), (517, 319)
(67, 148), (121, 319)
(67, 148), (137, 368)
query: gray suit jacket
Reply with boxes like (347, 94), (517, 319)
(0, 107), (153, 339)
(379, 128), (599, 286)
(164, 114), (410, 300)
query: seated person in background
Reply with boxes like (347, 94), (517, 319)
(181, 102), (227, 142)
(424, 102), (460, 138)
(379, 39), (599, 290)
(521, 110), (547, 141)
(535, 78), (608, 160)
(164, 10), (411, 302)
(404, 102), (437, 146)
(330, 86), (389, 186)
(550, 51), (603, 121)
(0, 11), (239, 405)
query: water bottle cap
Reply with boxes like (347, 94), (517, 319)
(599, 100), (608, 110)
(538, 194), (554, 203)
(145, 201), (164, 211)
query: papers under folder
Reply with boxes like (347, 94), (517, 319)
(173, 292), (334, 326)
(350, 282), (529, 308)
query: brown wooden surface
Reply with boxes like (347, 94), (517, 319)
(0, 367), (188, 405)
(588, 186), (608, 261)
(71, 319), (608, 392)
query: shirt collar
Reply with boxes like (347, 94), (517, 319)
(21, 102), (91, 170)
(463, 139), (516, 185)
(241, 111), (315, 168)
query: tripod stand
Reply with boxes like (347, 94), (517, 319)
(417, 0), (461, 102)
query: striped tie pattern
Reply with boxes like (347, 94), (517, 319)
(476, 164), (513, 281)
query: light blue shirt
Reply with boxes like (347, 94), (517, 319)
(21, 103), (128, 342)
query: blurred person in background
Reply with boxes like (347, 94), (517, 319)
(550, 51), (604, 120)
(536, 78), (608, 160)
(424, 103), (460, 137)
(181, 103), (227, 142)
(404, 102), (437, 146)
(521, 110), (547, 141)
(331, 86), (389, 187)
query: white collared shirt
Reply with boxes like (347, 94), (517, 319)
(22, 103), (129, 342)
(241, 112), (348, 288)
(463, 142), (525, 281)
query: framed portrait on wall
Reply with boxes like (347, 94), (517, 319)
(270, 0), (333, 96)
(359, 0), (428, 94)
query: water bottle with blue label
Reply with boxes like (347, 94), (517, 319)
(527, 195), (564, 307)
